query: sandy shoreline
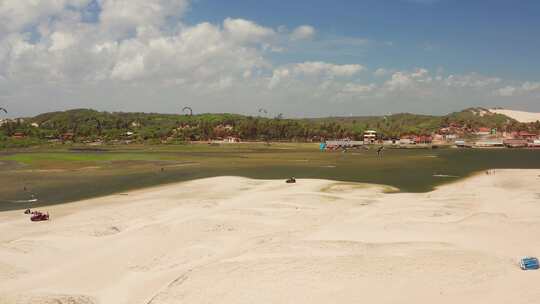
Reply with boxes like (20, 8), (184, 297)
(1, 170), (540, 303)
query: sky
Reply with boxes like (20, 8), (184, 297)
(0, 0), (539, 118)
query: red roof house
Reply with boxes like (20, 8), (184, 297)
(518, 131), (538, 140)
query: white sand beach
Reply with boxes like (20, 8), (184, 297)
(1, 170), (540, 304)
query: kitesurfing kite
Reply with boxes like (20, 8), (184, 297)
(182, 107), (193, 116)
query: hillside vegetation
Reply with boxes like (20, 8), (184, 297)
(1, 107), (539, 148)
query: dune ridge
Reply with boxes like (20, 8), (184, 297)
(1, 170), (540, 304)
(490, 108), (540, 123)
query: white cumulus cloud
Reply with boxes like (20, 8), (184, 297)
(0, 0), (92, 34)
(293, 61), (365, 78)
(0, 0), (538, 117)
(290, 25), (315, 41)
(223, 18), (276, 43)
(374, 68), (389, 77)
(342, 83), (377, 94)
(495, 82), (540, 97)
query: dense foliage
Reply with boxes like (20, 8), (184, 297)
(1, 108), (539, 147)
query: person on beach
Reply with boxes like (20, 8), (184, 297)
(377, 146), (384, 157)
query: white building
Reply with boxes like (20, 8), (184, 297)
(530, 140), (540, 148)
(474, 140), (504, 147)
(363, 130), (377, 144)
(399, 138), (415, 145)
(223, 136), (240, 143)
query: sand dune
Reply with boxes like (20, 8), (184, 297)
(1, 170), (540, 304)
(490, 108), (540, 123)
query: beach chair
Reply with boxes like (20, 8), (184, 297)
(520, 257), (539, 270)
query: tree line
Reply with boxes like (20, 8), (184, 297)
(1, 108), (539, 147)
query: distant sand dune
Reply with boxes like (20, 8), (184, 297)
(490, 108), (540, 123)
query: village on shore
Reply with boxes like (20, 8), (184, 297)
(3, 119), (540, 150)
(1, 108), (540, 149)
(323, 126), (540, 150)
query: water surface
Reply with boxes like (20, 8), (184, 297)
(1, 145), (539, 211)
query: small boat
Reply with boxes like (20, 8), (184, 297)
(30, 212), (50, 222)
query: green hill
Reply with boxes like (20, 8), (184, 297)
(1, 107), (538, 148)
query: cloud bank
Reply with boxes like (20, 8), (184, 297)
(0, 0), (538, 117)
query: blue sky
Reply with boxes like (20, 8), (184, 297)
(186, 0), (540, 80)
(0, 0), (539, 117)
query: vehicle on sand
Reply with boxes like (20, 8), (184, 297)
(286, 177), (296, 184)
(30, 212), (50, 222)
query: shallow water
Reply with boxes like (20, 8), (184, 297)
(1, 147), (540, 211)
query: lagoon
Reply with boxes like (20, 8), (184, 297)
(1, 143), (540, 211)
